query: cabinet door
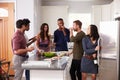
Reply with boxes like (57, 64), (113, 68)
(114, 0), (120, 18)
(91, 4), (113, 28)
(101, 4), (111, 21)
(91, 5), (102, 27)
(0, 18), (8, 60)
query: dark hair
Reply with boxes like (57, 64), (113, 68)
(16, 18), (30, 28)
(16, 19), (23, 28)
(40, 23), (50, 41)
(89, 24), (99, 40)
(57, 18), (63, 21)
(22, 19), (30, 26)
(73, 20), (82, 29)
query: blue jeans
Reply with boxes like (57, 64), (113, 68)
(25, 70), (30, 80)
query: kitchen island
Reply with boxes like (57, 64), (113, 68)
(22, 53), (70, 80)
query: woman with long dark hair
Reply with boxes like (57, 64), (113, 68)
(81, 24), (101, 80)
(36, 23), (51, 54)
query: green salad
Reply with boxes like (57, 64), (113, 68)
(43, 52), (56, 58)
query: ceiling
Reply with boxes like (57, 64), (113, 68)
(42, 0), (113, 5)
(67, 0), (97, 1)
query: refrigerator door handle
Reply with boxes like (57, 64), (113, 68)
(97, 38), (101, 66)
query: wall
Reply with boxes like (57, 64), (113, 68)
(42, 0), (113, 13)
(16, 0), (34, 38)
(34, 0), (42, 35)
(42, 1), (91, 13)
(41, 6), (68, 35)
(16, 0), (42, 38)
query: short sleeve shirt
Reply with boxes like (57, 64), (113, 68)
(11, 30), (27, 55)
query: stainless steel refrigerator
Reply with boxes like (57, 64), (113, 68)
(98, 20), (120, 80)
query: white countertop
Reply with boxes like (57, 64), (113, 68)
(22, 54), (70, 70)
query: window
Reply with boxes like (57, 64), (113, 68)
(68, 13), (91, 34)
(0, 8), (8, 17)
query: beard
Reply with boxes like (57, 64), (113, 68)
(73, 28), (77, 31)
(26, 29), (29, 31)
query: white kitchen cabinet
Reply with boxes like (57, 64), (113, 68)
(91, 3), (114, 28)
(30, 70), (65, 80)
(101, 4), (112, 21)
(91, 5), (102, 28)
(114, 0), (120, 18)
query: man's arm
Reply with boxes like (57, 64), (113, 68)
(62, 28), (66, 36)
(53, 31), (57, 46)
(12, 36), (34, 55)
(70, 33), (84, 42)
(14, 47), (34, 55)
(64, 29), (70, 42)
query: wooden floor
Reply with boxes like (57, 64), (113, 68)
(9, 76), (25, 80)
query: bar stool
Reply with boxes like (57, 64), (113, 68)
(0, 59), (10, 80)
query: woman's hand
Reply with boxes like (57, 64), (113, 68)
(95, 46), (101, 51)
(38, 49), (44, 53)
(66, 50), (73, 56)
(38, 49), (44, 55)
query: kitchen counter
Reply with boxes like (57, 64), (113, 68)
(22, 54), (69, 70)
(22, 52), (70, 80)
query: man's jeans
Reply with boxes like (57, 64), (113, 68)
(25, 70), (30, 80)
